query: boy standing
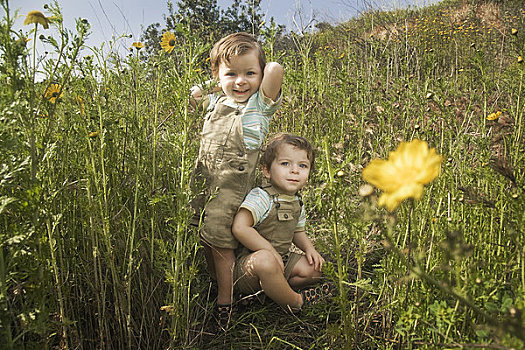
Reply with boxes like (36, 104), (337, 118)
(232, 134), (330, 312)
(190, 32), (283, 328)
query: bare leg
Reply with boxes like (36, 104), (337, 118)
(211, 246), (235, 305)
(288, 256), (322, 289)
(242, 250), (303, 310)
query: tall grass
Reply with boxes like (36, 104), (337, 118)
(1, 0), (524, 348)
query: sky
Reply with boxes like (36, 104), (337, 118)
(12, 0), (441, 54)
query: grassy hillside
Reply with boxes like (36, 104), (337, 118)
(1, 0), (524, 348)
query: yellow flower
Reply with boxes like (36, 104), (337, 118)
(88, 131), (99, 138)
(160, 31), (176, 53)
(132, 42), (144, 50)
(518, 56), (523, 64)
(486, 111), (502, 120)
(511, 28), (518, 36)
(24, 10), (50, 29)
(15, 36), (31, 47)
(362, 139), (442, 212)
(75, 96), (85, 116)
(44, 83), (63, 103)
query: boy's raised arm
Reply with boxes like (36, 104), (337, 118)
(260, 62), (283, 102)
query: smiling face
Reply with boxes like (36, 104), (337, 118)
(263, 143), (311, 196)
(217, 49), (263, 103)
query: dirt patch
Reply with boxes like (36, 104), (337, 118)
(477, 2), (503, 30)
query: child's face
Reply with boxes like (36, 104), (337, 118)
(263, 143), (311, 196)
(217, 49), (262, 103)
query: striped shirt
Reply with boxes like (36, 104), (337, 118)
(240, 187), (306, 231)
(207, 90), (282, 150)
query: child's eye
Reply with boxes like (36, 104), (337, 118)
(247, 71), (256, 76)
(280, 161), (289, 166)
(226, 72), (235, 76)
(299, 164), (309, 169)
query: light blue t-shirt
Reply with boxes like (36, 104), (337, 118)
(239, 187), (306, 231)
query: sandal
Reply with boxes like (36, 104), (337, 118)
(216, 304), (233, 331)
(300, 282), (334, 307)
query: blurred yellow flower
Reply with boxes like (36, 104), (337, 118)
(486, 111), (501, 120)
(518, 56), (523, 64)
(161, 31), (176, 53)
(362, 139), (442, 212)
(75, 96), (85, 116)
(24, 10), (50, 29)
(511, 28), (518, 36)
(88, 131), (99, 138)
(132, 42), (144, 50)
(44, 83), (63, 103)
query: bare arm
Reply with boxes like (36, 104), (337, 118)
(232, 208), (284, 272)
(293, 230), (325, 272)
(189, 80), (221, 109)
(260, 62), (283, 102)
(189, 85), (203, 109)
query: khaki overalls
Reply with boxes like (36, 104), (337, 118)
(234, 184), (304, 294)
(192, 96), (260, 249)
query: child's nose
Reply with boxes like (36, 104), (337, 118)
(236, 75), (246, 84)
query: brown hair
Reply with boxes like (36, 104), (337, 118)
(210, 32), (266, 78)
(260, 133), (316, 172)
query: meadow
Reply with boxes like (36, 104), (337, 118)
(1, 0), (524, 348)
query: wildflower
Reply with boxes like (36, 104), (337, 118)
(132, 42), (144, 50)
(75, 96), (85, 116)
(338, 52), (345, 59)
(44, 83), (63, 103)
(487, 111), (501, 120)
(511, 28), (518, 36)
(24, 10), (50, 29)
(336, 170), (345, 177)
(362, 139), (442, 212)
(518, 56), (523, 64)
(15, 36), (31, 47)
(88, 131), (99, 138)
(161, 31), (176, 53)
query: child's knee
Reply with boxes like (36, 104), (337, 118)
(248, 250), (281, 275)
(294, 258), (322, 279)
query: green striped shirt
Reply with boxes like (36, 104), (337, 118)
(207, 89), (282, 150)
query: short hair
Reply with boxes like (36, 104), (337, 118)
(210, 32), (266, 78)
(260, 133), (316, 172)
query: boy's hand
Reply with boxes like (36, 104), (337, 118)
(305, 248), (325, 272)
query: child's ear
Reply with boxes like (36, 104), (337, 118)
(262, 166), (271, 179)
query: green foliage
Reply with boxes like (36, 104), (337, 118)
(142, 0), (266, 56)
(1, 0), (525, 348)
